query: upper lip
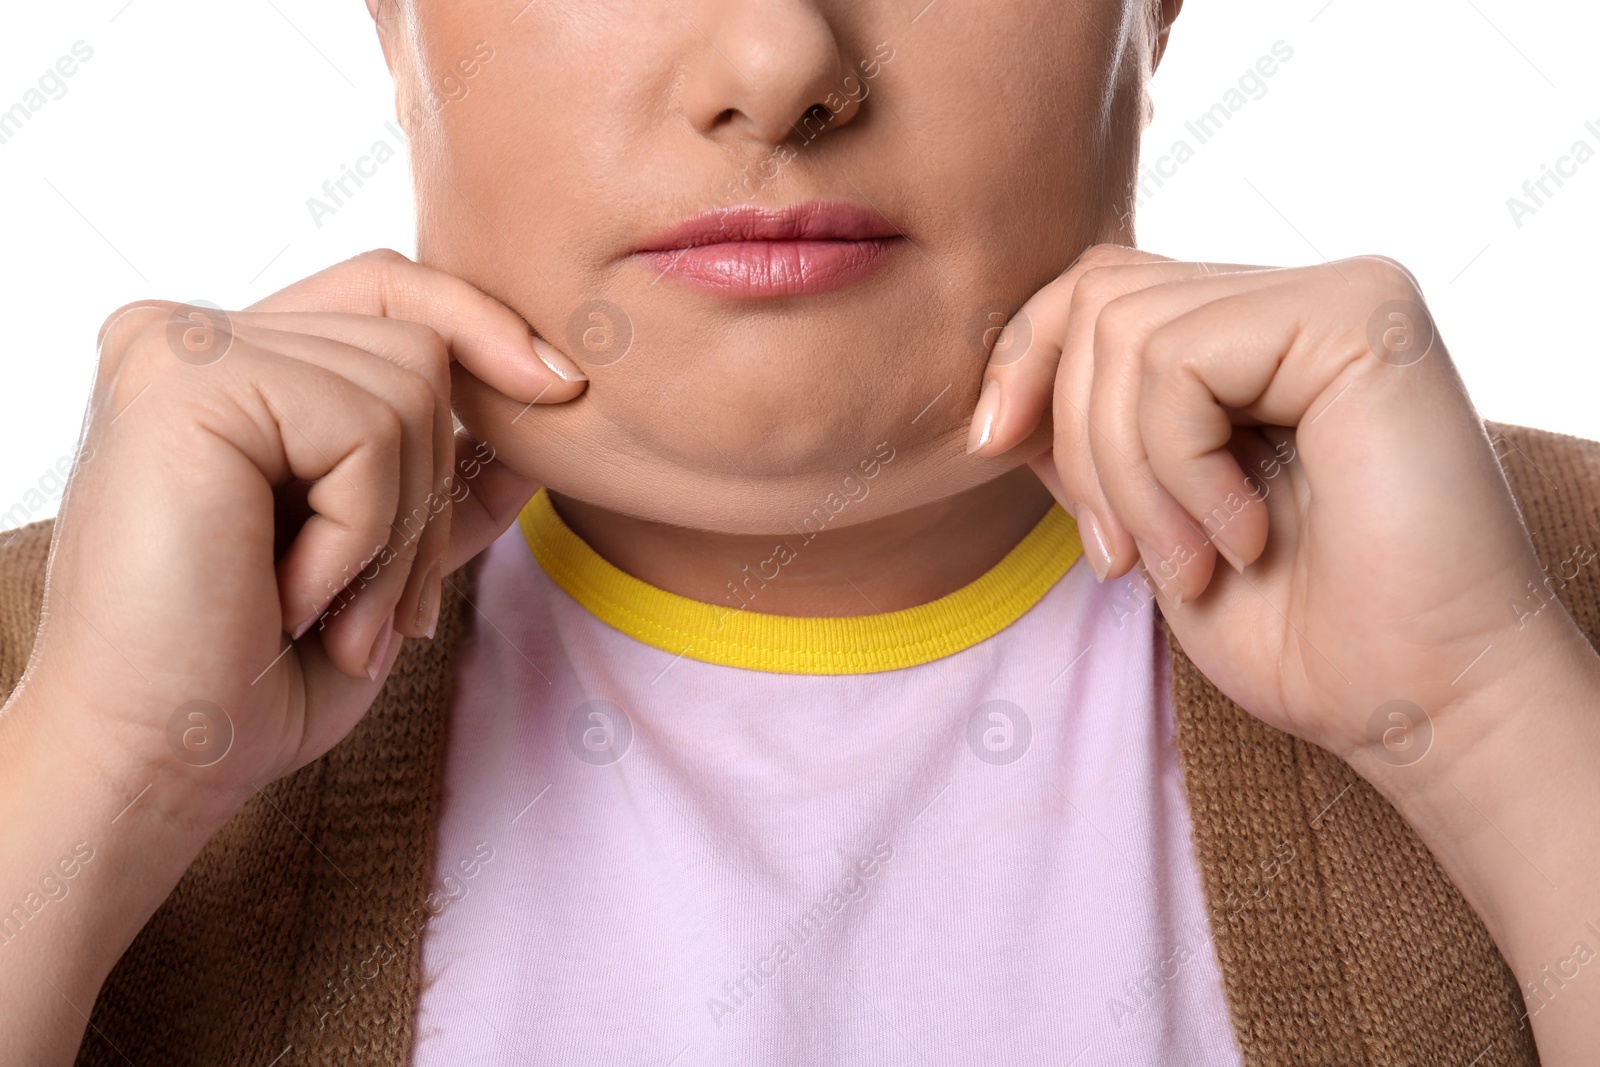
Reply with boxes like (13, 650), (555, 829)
(634, 200), (902, 252)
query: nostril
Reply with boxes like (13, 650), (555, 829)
(796, 102), (838, 141)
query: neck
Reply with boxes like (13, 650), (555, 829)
(547, 466), (1057, 617)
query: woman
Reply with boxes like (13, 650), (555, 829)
(1, 0), (1597, 1063)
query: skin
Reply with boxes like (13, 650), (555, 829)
(1, 0), (1597, 1062)
(397, 0), (1140, 611)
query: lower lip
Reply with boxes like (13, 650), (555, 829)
(638, 238), (902, 297)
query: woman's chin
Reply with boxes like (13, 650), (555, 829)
(454, 382), (1021, 536)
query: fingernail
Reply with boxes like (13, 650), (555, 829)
(416, 561), (442, 639)
(531, 335), (588, 383)
(1213, 538), (1247, 575)
(1135, 537), (1186, 605)
(1069, 505), (1113, 582)
(291, 609), (320, 641)
(965, 378), (1001, 455)
(366, 615), (395, 681)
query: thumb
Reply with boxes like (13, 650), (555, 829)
(249, 248), (587, 405)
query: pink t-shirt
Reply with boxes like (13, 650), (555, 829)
(408, 494), (1241, 1065)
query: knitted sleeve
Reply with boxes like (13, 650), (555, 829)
(0, 518), (54, 706)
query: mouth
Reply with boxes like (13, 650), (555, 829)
(633, 200), (905, 298)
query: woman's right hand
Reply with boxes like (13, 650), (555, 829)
(15, 250), (585, 823)
(0, 250), (585, 1064)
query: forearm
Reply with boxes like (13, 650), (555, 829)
(0, 685), (232, 1066)
(1371, 625), (1600, 1064)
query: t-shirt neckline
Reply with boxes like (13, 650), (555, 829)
(517, 487), (1082, 675)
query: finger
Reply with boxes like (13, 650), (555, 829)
(247, 248), (587, 405)
(968, 245), (1170, 457)
(1087, 264), (1357, 602)
(227, 311), (451, 395)
(1129, 266), (1425, 588)
(210, 345), (410, 678)
(1086, 270), (1294, 601)
(1134, 286), (1313, 580)
(1021, 258), (1271, 584)
(288, 608), (411, 775)
(233, 323), (448, 645)
(1022, 261), (1163, 579)
(230, 312), (466, 638)
(969, 247), (1268, 458)
(440, 426), (539, 576)
(1028, 447), (1118, 582)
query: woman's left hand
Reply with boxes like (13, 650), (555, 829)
(967, 244), (1600, 1059)
(968, 244), (1598, 783)
(966, 239), (1600, 1062)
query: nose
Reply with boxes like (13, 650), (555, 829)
(681, 1), (863, 148)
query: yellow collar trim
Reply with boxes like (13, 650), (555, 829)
(518, 488), (1082, 675)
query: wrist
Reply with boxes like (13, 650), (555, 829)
(0, 685), (242, 943)
(0, 680), (256, 1050)
(8, 670), (253, 834)
(1353, 625), (1600, 958)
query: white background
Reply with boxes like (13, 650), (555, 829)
(2, 0), (1597, 526)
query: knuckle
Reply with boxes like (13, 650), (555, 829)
(366, 402), (406, 453)
(1072, 243), (1134, 273)
(356, 247), (411, 268)
(97, 302), (174, 360)
(1347, 254), (1419, 296)
(1071, 265), (1139, 320)
(397, 320), (452, 380)
(1093, 291), (1154, 357)
(1097, 291), (1141, 334)
(349, 248), (415, 294)
(100, 319), (186, 406)
(396, 368), (437, 418)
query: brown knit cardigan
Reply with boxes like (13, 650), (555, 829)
(2, 420), (1595, 1066)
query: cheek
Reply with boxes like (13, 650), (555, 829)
(419, 0), (1134, 529)
(449, 356), (1013, 537)
(448, 365), (667, 526)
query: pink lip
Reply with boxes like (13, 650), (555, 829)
(635, 201), (904, 297)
